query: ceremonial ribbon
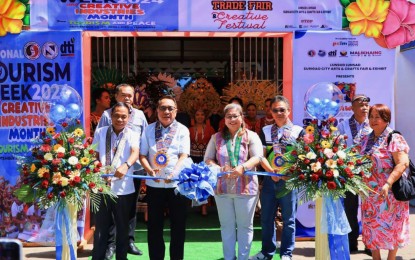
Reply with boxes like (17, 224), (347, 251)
(321, 195), (351, 260)
(102, 163), (285, 204)
(101, 170), (285, 180)
(55, 201), (76, 260)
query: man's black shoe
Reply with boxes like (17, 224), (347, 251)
(349, 243), (358, 254)
(128, 242), (143, 255)
(349, 247), (358, 254)
(364, 248), (372, 256)
(105, 246), (116, 260)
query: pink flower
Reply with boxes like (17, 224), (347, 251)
(40, 144), (52, 152)
(377, 0), (415, 48)
(323, 148), (334, 159)
(303, 133), (314, 144)
(321, 130), (330, 139)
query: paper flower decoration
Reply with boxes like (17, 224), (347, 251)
(0, 0), (26, 36)
(345, 0), (390, 38)
(376, 0), (415, 48)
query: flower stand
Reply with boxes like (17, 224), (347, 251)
(56, 202), (78, 260)
(315, 197), (330, 260)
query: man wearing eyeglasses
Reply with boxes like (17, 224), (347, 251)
(139, 95), (190, 260)
(251, 96), (304, 260)
(96, 83), (148, 259)
(338, 94), (371, 255)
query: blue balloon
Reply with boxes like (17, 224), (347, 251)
(306, 97), (324, 118)
(322, 98), (331, 105)
(60, 86), (74, 104)
(66, 103), (81, 119)
(304, 82), (344, 120)
(326, 101), (340, 117)
(50, 104), (66, 123)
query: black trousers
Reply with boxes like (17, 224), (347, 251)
(147, 186), (188, 260)
(92, 193), (136, 260)
(344, 191), (359, 249)
(107, 177), (140, 248)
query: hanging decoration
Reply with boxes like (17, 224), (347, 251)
(221, 80), (278, 110)
(178, 78), (221, 117)
(341, 0), (415, 49)
(91, 67), (127, 102)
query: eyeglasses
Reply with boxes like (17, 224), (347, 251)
(159, 106), (176, 112)
(271, 108), (287, 113)
(225, 114), (241, 120)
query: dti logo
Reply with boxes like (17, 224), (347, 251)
(328, 50), (337, 57)
(24, 42), (41, 60)
(61, 37), (75, 57)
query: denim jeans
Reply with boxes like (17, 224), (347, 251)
(274, 180), (297, 257)
(259, 176), (278, 258)
(260, 177), (297, 258)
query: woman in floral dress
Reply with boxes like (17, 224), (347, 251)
(360, 104), (410, 260)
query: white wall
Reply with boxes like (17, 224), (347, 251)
(395, 47), (415, 161)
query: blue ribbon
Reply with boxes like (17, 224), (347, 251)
(175, 162), (218, 203)
(101, 170), (284, 180)
(244, 171), (285, 177)
(322, 196), (351, 260)
(101, 174), (168, 180)
(55, 202), (76, 260)
(101, 167), (284, 203)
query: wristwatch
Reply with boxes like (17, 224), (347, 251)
(125, 161), (132, 169)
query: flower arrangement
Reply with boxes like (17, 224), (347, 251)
(278, 118), (372, 202)
(14, 121), (115, 212)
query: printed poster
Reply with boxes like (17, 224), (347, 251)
(179, 0), (342, 31)
(292, 31), (395, 237)
(0, 31), (84, 242)
(48, 0), (178, 31)
(292, 30), (396, 127)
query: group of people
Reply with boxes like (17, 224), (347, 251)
(89, 84), (411, 260)
(336, 95), (410, 260)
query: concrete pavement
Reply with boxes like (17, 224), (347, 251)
(23, 207), (415, 259)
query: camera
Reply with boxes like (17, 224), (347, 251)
(0, 239), (22, 260)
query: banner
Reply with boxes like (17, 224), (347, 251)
(48, 0), (178, 31)
(292, 31), (396, 126)
(0, 31), (84, 242)
(292, 31), (395, 237)
(179, 0), (342, 31)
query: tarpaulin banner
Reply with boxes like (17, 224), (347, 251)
(0, 31), (85, 243)
(292, 30), (396, 127)
(179, 0), (342, 32)
(48, 0), (178, 31)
